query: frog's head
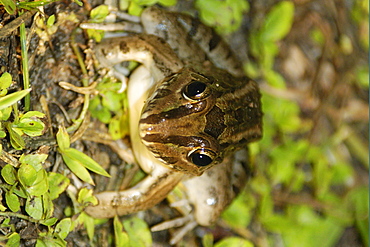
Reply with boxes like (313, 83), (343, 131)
(139, 68), (262, 176)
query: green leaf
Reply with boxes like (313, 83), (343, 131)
(102, 91), (122, 112)
(55, 218), (72, 239)
(1, 164), (17, 185)
(25, 196), (43, 220)
(56, 125), (70, 151)
(349, 187), (369, 246)
(90, 5), (109, 23)
(18, 163), (37, 187)
(0, 106), (12, 121)
(5, 191), (20, 212)
(114, 216), (130, 247)
(0, 0), (16, 15)
(0, 72), (12, 90)
(202, 233), (214, 247)
(123, 217), (152, 247)
(76, 212), (95, 240)
(35, 239), (48, 247)
(40, 217), (58, 226)
(7, 125), (25, 150)
(26, 169), (49, 196)
(19, 153), (48, 171)
(21, 111), (45, 119)
(62, 148), (110, 177)
(48, 172), (70, 200)
(77, 188), (98, 207)
(222, 192), (253, 228)
(260, 1), (295, 42)
(214, 237), (253, 247)
(159, 0), (176, 7)
(42, 193), (54, 219)
(196, 0), (249, 34)
(6, 232), (20, 247)
(59, 148), (94, 185)
(0, 89), (31, 110)
(14, 117), (45, 136)
(47, 14), (55, 27)
(89, 96), (112, 123)
(109, 113), (128, 140)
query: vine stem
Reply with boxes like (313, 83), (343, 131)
(0, 211), (40, 223)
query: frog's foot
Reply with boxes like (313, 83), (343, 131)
(151, 214), (198, 245)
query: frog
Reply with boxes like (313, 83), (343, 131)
(85, 5), (262, 235)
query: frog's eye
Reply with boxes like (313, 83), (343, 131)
(183, 80), (208, 100)
(188, 148), (216, 167)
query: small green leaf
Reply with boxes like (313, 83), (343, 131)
(159, 0), (176, 7)
(55, 218), (72, 239)
(6, 232), (20, 247)
(21, 111), (45, 119)
(109, 113), (128, 140)
(90, 5), (109, 22)
(0, 203), (7, 211)
(196, 0), (249, 33)
(0, 0), (16, 15)
(0, 106), (12, 121)
(214, 237), (254, 247)
(102, 91), (122, 112)
(56, 125), (70, 151)
(48, 172), (70, 200)
(26, 196), (43, 220)
(42, 193), (54, 219)
(18, 163), (37, 187)
(202, 233), (214, 247)
(0, 72), (12, 90)
(26, 169), (49, 196)
(76, 212), (95, 240)
(5, 191), (20, 212)
(1, 164), (17, 185)
(63, 148), (110, 177)
(123, 217), (152, 247)
(14, 117), (45, 136)
(19, 153), (48, 171)
(222, 192), (253, 228)
(40, 217), (58, 226)
(349, 187), (369, 246)
(0, 89), (31, 110)
(59, 148), (94, 185)
(260, 1), (295, 42)
(114, 216), (130, 247)
(47, 14), (55, 27)
(78, 188), (98, 206)
(8, 126), (25, 150)
(35, 239), (48, 247)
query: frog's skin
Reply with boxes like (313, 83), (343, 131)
(85, 6), (262, 228)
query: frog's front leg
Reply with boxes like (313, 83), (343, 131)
(95, 35), (183, 81)
(85, 165), (184, 218)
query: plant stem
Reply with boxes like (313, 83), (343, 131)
(19, 15), (30, 111)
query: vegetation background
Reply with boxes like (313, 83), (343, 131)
(0, 0), (368, 246)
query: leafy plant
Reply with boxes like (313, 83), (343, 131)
(0, 72), (46, 150)
(0, 153), (71, 246)
(88, 77), (130, 140)
(195, 0), (249, 34)
(56, 125), (111, 185)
